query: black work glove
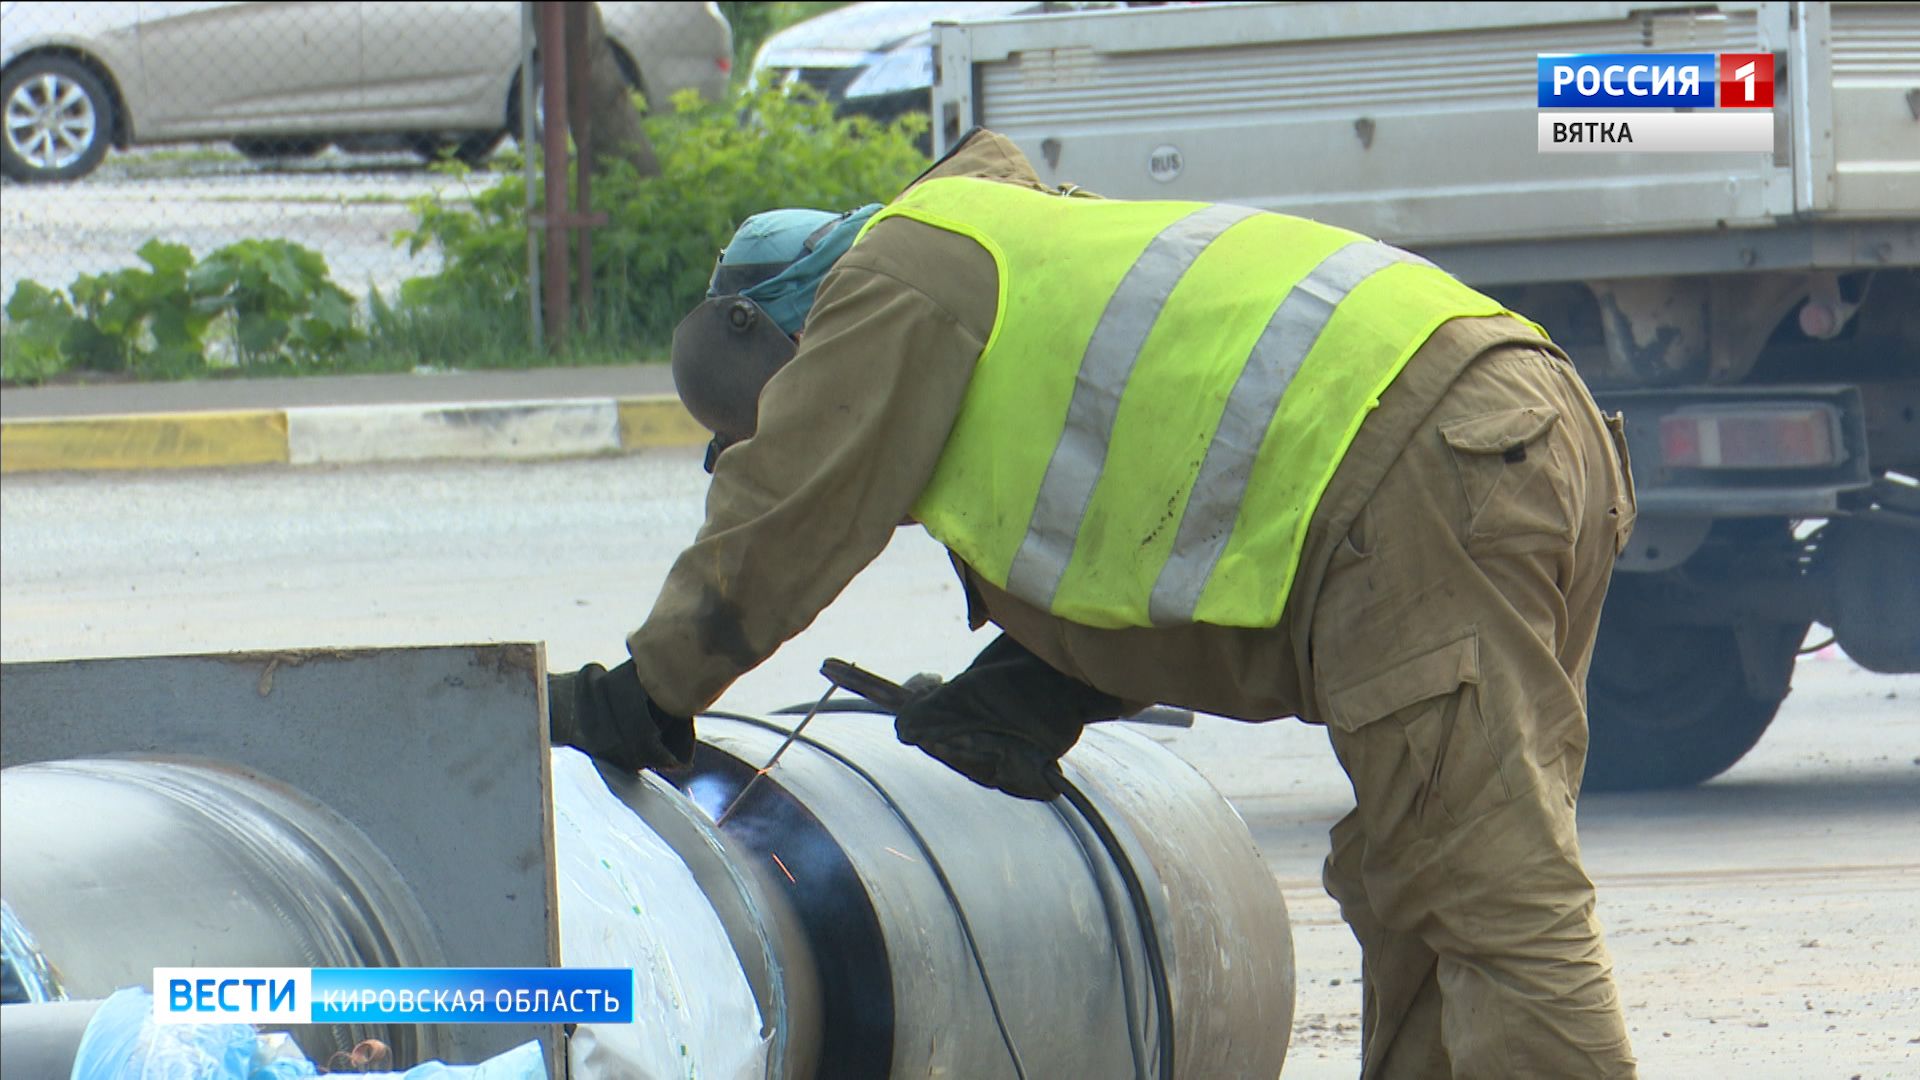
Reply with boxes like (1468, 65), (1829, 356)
(548, 659), (694, 773)
(894, 634), (1127, 800)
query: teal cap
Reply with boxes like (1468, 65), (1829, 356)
(707, 204), (883, 335)
(710, 209), (842, 296)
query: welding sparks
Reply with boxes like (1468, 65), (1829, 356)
(883, 846), (917, 863)
(770, 851), (796, 884)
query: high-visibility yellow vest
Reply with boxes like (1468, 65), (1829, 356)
(857, 177), (1533, 629)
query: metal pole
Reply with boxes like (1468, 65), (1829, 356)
(537, 1), (572, 348)
(564, 4), (594, 330)
(520, 2), (541, 350)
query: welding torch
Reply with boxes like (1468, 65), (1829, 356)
(712, 658), (1193, 826)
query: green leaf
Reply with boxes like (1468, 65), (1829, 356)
(5, 279), (72, 323)
(235, 311), (290, 358)
(67, 273), (109, 313)
(260, 250), (309, 302)
(307, 290), (356, 335)
(367, 284), (396, 333)
(188, 256), (242, 298)
(137, 239), (195, 279)
(2, 281), (79, 381)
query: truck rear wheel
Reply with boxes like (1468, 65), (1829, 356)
(1582, 592), (1807, 792)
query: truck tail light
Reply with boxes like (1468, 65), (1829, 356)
(1659, 406), (1843, 469)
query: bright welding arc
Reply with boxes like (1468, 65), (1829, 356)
(714, 680), (837, 828)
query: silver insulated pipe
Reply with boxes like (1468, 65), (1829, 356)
(671, 711), (1297, 1080)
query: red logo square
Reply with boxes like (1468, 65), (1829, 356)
(1719, 53), (1775, 108)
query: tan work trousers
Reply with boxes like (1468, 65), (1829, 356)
(1309, 345), (1638, 1078)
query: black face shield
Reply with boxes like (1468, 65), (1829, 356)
(670, 295), (798, 473)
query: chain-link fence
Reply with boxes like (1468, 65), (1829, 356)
(0, 1), (733, 306)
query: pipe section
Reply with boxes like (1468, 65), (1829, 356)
(1, 714), (1293, 1078)
(683, 713), (1296, 1079)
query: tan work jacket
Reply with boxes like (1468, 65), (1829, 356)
(628, 130), (1553, 723)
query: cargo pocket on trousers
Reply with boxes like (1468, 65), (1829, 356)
(1325, 634), (1507, 836)
(1604, 411), (1638, 558)
(1439, 405), (1576, 556)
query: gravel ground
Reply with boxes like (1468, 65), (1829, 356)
(3, 453), (1916, 1077)
(0, 145), (504, 302)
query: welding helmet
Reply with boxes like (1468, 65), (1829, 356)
(672, 203), (882, 472)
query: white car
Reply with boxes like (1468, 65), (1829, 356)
(751, 1), (1034, 126)
(751, 2), (1131, 128)
(0, 1), (732, 182)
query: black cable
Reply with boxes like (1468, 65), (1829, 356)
(700, 708), (1033, 1080)
(1048, 795), (1150, 1080)
(768, 697), (895, 717)
(1049, 772), (1176, 1080)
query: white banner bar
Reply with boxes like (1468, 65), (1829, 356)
(1537, 111), (1773, 153)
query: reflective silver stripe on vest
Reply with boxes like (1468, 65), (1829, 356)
(1003, 201), (1261, 607)
(1146, 240), (1428, 625)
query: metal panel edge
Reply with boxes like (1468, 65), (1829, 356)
(934, 21), (977, 158)
(950, 1), (1770, 63)
(1795, 0), (1839, 212)
(1418, 220), (1920, 285)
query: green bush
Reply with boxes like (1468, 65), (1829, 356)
(193, 238), (360, 366)
(394, 79), (928, 357)
(5, 240), (210, 380)
(1, 79), (927, 384)
(3, 280), (86, 383)
(1, 238), (360, 382)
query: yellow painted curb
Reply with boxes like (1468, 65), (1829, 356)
(0, 411), (290, 474)
(616, 395), (707, 449)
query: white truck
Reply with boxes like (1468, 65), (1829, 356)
(931, 1), (1920, 789)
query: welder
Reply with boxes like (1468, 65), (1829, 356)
(549, 128), (1639, 1078)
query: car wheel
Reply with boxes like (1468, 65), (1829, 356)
(1, 55), (115, 182)
(232, 137), (328, 161)
(1581, 587), (1806, 792)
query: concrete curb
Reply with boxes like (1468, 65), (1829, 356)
(0, 395), (707, 475)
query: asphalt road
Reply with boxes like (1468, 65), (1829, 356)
(3, 452), (1916, 1077)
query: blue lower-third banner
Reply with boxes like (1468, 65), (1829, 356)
(152, 967), (634, 1025)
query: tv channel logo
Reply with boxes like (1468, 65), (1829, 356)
(1718, 52), (1775, 108)
(1536, 52), (1775, 153)
(153, 968), (310, 1026)
(1537, 53), (1718, 108)
(154, 967), (636, 1025)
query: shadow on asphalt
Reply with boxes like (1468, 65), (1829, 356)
(1579, 765), (1920, 825)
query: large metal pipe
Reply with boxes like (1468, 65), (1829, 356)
(678, 712), (1296, 1079)
(0, 758), (445, 1065)
(1, 715), (1293, 1078)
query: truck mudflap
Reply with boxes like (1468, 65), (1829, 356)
(1595, 384), (1873, 520)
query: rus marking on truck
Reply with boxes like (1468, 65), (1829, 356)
(1554, 121), (1633, 144)
(1148, 145), (1183, 183)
